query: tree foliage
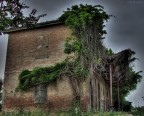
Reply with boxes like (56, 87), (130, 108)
(59, 4), (110, 35)
(59, 5), (113, 80)
(119, 68), (142, 99)
(17, 5), (142, 108)
(0, 0), (46, 35)
(18, 4), (111, 91)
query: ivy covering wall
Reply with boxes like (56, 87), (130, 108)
(15, 4), (143, 111)
(17, 5), (141, 99)
(17, 4), (111, 91)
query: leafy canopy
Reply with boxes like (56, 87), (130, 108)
(59, 4), (110, 35)
(59, 4), (112, 64)
(0, 0), (46, 35)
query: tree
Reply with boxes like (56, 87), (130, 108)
(118, 68), (142, 101)
(0, 0), (46, 35)
(59, 4), (111, 71)
(112, 52), (142, 110)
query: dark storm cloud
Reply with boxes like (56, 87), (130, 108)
(103, 0), (144, 62)
(24, 0), (75, 21)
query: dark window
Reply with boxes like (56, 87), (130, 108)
(34, 85), (47, 103)
(98, 83), (100, 110)
(89, 81), (94, 109)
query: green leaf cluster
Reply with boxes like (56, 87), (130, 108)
(17, 59), (89, 91)
(121, 68), (142, 97)
(64, 37), (82, 54)
(17, 61), (66, 91)
(105, 48), (114, 55)
(59, 4), (112, 65)
(59, 4), (110, 35)
(73, 63), (88, 79)
(66, 60), (89, 79)
(0, 0), (46, 35)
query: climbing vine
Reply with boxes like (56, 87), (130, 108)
(17, 61), (66, 91)
(59, 5), (113, 95)
(17, 58), (88, 91)
(17, 4), (111, 91)
(60, 4), (111, 61)
(16, 4), (142, 111)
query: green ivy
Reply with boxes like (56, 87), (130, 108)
(105, 48), (114, 55)
(64, 37), (82, 54)
(17, 59), (89, 91)
(17, 61), (66, 91)
(59, 4), (110, 35)
(17, 4), (110, 91)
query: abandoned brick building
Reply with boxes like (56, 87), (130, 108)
(2, 21), (131, 112)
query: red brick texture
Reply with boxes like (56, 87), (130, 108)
(3, 24), (110, 112)
(3, 24), (75, 111)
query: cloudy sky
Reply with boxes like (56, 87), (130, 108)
(0, 0), (144, 106)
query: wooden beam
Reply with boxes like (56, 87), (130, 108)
(117, 77), (120, 110)
(109, 64), (113, 108)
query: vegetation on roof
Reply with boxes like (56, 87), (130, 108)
(17, 4), (142, 110)
(18, 4), (111, 91)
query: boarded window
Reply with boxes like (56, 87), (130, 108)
(34, 85), (48, 103)
(35, 36), (49, 59)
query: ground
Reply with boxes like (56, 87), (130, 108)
(0, 110), (134, 116)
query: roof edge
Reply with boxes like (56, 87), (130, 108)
(4, 20), (64, 33)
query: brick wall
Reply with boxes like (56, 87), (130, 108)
(3, 24), (81, 111)
(3, 24), (109, 112)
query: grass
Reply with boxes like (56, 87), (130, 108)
(131, 106), (144, 116)
(1, 108), (131, 116)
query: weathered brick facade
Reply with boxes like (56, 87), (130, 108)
(3, 22), (110, 112)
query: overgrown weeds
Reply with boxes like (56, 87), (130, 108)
(1, 108), (130, 116)
(131, 106), (144, 116)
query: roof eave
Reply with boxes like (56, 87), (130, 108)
(4, 20), (64, 33)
